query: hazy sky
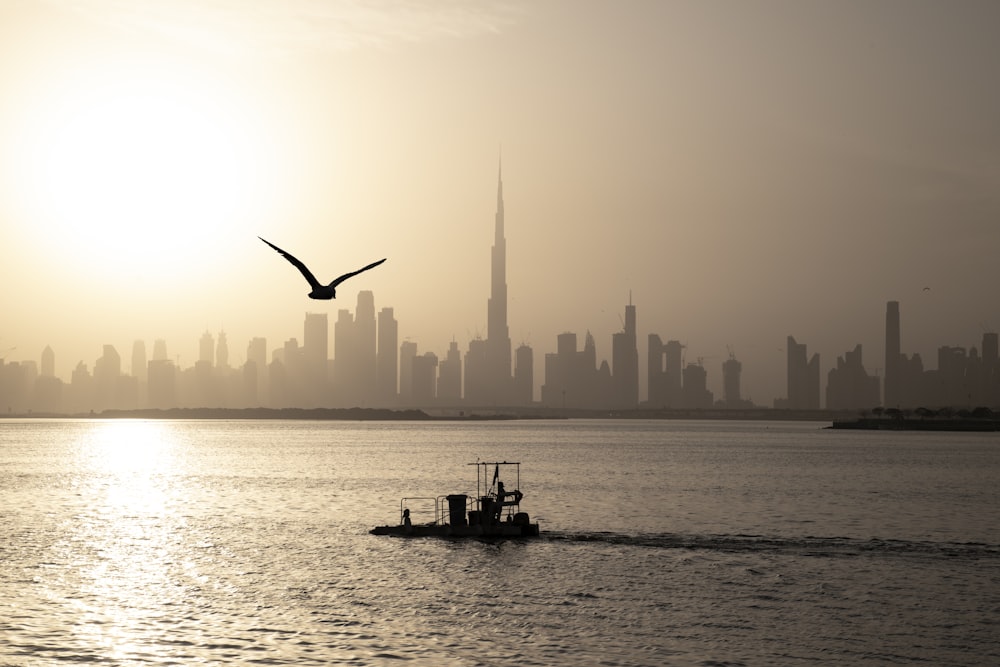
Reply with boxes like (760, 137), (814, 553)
(1, 0), (998, 405)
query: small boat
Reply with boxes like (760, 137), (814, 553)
(370, 461), (540, 538)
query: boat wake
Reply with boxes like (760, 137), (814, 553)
(544, 530), (1000, 560)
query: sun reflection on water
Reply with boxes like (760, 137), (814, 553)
(83, 418), (175, 470)
(96, 420), (175, 511)
(65, 420), (194, 662)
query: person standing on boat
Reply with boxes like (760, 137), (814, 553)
(492, 482), (507, 522)
(493, 482), (524, 522)
(402, 508), (412, 532)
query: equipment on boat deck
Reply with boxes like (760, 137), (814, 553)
(370, 461), (539, 538)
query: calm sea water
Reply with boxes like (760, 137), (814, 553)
(1, 418), (998, 666)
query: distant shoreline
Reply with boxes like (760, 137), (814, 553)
(3, 407), (997, 430)
(828, 416), (1000, 432)
(2, 406), (855, 422)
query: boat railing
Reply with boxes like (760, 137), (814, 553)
(401, 492), (509, 527)
(399, 497), (438, 526)
(436, 493), (475, 527)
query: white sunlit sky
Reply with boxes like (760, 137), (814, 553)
(1, 0), (998, 405)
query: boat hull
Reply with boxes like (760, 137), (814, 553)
(369, 522), (540, 539)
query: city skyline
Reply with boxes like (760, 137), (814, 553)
(3, 289), (997, 413)
(2, 152), (996, 406)
(2, 2), (999, 406)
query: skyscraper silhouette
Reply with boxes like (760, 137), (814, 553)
(722, 354), (742, 407)
(131, 340), (146, 383)
(648, 335), (683, 407)
(376, 307), (398, 404)
(826, 344), (880, 410)
(41, 345), (55, 378)
(982, 332), (999, 407)
(333, 292), (377, 406)
(216, 331), (229, 370)
(199, 331), (214, 366)
(514, 343), (533, 404)
(303, 312), (328, 405)
(246, 337), (267, 405)
(147, 358), (176, 409)
(885, 301), (901, 407)
(355, 291), (377, 403)
(93, 344), (121, 411)
(487, 156), (513, 398)
(786, 336), (820, 409)
(438, 341), (462, 402)
(611, 299), (638, 408)
(411, 352), (438, 405)
(399, 340), (417, 403)
(466, 155), (514, 405)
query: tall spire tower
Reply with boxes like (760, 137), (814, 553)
(487, 154), (512, 394)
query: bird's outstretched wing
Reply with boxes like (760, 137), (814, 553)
(259, 237), (322, 289)
(329, 258), (387, 289)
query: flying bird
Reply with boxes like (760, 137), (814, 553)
(259, 236), (386, 300)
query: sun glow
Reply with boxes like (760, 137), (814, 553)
(11, 56), (281, 278)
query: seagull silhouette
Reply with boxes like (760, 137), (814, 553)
(259, 236), (386, 300)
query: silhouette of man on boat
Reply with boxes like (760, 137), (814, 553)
(491, 480), (524, 522)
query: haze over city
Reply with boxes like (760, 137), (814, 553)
(2, 1), (998, 405)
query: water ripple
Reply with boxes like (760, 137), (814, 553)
(3, 420), (999, 666)
(546, 530), (1000, 559)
